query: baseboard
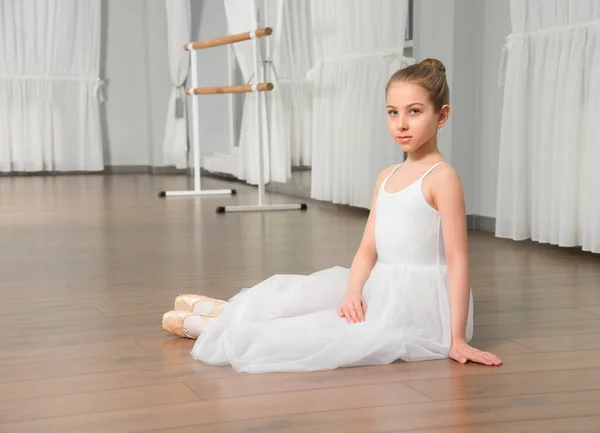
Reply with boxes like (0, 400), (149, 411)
(152, 166), (193, 175)
(103, 165), (191, 175)
(291, 165), (312, 171)
(104, 165), (237, 178)
(104, 165), (154, 174)
(467, 215), (496, 233)
(0, 169), (105, 176)
(266, 179), (311, 199)
(1, 164), (241, 178)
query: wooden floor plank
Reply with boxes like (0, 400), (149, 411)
(474, 295), (600, 314)
(8, 313), (159, 337)
(0, 340), (146, 367)
(473, 319), (600, 340)
(474, 308), (599, 325)
(0, 349), (195, 383)
(0, 383), (199, 424)
(403, 368), (600, 401)
(510, 334), (600, 352)
(149, 416), (600, 433)
(582, 306), (600, 316)
(0, 308), (105, 326)
(0, 362), (234, 403)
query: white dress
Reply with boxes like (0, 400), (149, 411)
(190, 162), (474, 373)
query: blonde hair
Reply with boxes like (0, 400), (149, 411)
(386, 58), (450, 112)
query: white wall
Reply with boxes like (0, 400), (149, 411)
(191, 0), (240, 159)
(102, 0), (232, 168)
(414, 0), (511, 218)
(103, 0), (155, 166)
(145, 0), (172, 167)
(477, 0), (511, 218)
(450, 0), (483, 216)
(413, 0), (455, 165)
(413, 0), (480, 215)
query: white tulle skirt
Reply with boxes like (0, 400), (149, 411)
(190, 261), (473, 373)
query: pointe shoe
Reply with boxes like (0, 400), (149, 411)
(162, 310), (214, 339)
(174, 294), (228, 315)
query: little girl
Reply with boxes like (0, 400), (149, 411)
(162, 58), (503, 372)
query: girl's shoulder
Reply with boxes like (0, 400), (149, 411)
(374, 163), (401, 187)
(379, 163), (402, 180)
(425, 162), (464, 207)
(428, 161), (460, 184)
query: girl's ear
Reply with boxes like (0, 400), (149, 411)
(437, 105), (450, 129)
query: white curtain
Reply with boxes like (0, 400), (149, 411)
(309, 0), (412, 209)
(0, 0), (104, 172)
(162, 0), (191, 169)
(265, 0), (314, 182)
(496, 0), (600, 253)
(224, 0), (270, 185)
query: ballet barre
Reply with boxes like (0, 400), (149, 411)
(185, 83), (273, 95)
(160, 21), (307, 214)
(160, 28), (273, 198)
(183, 27), (273, 51)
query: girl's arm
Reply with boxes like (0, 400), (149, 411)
(345, 168), (389, 294)
(431, 166), (502, 366)
(339, 166), (395, 322)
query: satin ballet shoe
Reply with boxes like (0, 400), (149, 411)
(162, 310), (215, 339)
(174, 294), (228, 315)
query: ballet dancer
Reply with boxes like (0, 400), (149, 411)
(162, 58), (503, 373)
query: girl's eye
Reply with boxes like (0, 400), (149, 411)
(388, 110), (398, 116)
(410, 109), (420, 115)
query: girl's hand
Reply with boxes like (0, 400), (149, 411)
(449, 340), (502, 366)
(338, 293), (366, 323)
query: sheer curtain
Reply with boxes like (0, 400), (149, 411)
(0, 0), (104, 172)
(309, 0), (412, 209)
(162, 0), (191, 169)
(496, 0), (600, 253)
(223, 0), (270, 185)
(265, 0), (314, 182)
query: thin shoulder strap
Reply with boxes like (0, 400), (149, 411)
(420, 161), (447, 180)
(384, 163), (402, 181)
(380, 163), (402, 190)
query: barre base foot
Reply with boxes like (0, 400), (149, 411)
(159, 189), (236, 198)
(216, 203), (308, 213)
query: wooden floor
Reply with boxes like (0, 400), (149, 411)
(1, 173), (600, 432)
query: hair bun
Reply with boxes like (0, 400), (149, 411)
(420, 58), (446, 73)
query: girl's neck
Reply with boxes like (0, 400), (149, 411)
(405, 137), (443, 164)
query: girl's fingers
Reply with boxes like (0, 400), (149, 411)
(353, 301), (364, 321)
(340, 298), (368, 323)
(348, 304), (360, 323)
(484, 352), (502, 365)
(343, 305), (354, 323)
(471, 350), (493, 366)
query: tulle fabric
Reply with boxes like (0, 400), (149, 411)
(190, 162), (474, 373)
(191, 262), (472, 373)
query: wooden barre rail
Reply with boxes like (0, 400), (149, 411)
(184, 27), (272, 51)
(186, 83), (274, 95)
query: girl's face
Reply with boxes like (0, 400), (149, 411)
(385, 81), (449, 153)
